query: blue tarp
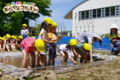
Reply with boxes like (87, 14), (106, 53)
(36, 36), (111, 50)
(93, 38), (111, 50)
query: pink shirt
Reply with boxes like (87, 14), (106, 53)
(20, 37), (35, 53)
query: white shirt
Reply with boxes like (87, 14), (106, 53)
(59, 44), (74, 58)
(20, 29), (29, 35)
(38, 29), (45, 39)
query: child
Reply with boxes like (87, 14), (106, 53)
(10, 35), (17, 51)
(3, 34), (11, 52)
(0, 37), (4, 52)
(47, 22), (62, 66)
(20, 23), (29, 39)
(16, 36), (23, 50)
(58, 39), (78, 65)
(38, 18), (55, 66)
(75, 43), (91, 63)
(109, 23), (120, 55)
(75, 31), (103, 62)
(20, 37), (45, 69)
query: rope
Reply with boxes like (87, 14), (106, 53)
(2, 65), (73, 74)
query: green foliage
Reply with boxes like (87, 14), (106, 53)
(0, 0), (52, 36)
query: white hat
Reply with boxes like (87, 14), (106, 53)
(110, 23), (118, 29)
(93, 33), (102, 41)
(95, 31), (104, 38)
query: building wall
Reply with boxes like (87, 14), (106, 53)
(72, 0), (120, 36)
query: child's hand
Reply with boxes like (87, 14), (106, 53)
(58, 36), (62, 39)
(50, 41), (56, 44)
(73, 62), (78, 65)
(28, 66), (31, 70)
(0, 72), (2, 77)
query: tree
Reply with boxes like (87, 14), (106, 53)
(0, 0), (52, 36)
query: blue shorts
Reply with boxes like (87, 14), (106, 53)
(48, 44), (56, 58)
(22, 35), (27, 39)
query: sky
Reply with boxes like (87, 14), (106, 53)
(29, 0), (83, 31)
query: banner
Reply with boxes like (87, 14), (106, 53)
(3, 1), (39, 13)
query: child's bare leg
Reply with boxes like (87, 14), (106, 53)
(3, 44), (5, 52)
(37, 53), (42, 67)
(52, 58), (55, 66)
(80, 53), (84, 63)
(59, 51), (65, 65)
(83, 54), (88, 63)
(11, 45), (14, 51)
(30, 52), (36, 68)
(22, 50), (27, 68)
(22, 50), (31, 68)
(48, 58), (52, 66)
(43, 55), (47, 66)
(6, 45), (10, 51)
(64, 52), (68, 63)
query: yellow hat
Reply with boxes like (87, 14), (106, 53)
(44, 18), (53, 25)
(69, 39), (77, 46)
(5, 34), (11, 38)
(18, 36), (23, 39)
(52, 22), (58, 27)
(11, 35), (16, 39)
(0, 37), (3, 40)
(83, 43), (91, 51)
(35, 39), (45, 52)
(22, 24), (27, 27)
(32, 36), (36, 39)
(1, 37), (5, 41)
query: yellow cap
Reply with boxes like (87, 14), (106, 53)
(83, 43), (91, 51)
(69, 39), (77, 46)
(22, 24), (27, 27)
(35, 39), (45, 52)
(5, 34), (11, 38)
(0, 37), (4, 41)
(18, 36), (23, 39)
(44, 18), (53, 25)
(0, 37), (3, 40)
(52, 22), (58, 27)
(11, 35), (16, 39)
(32, 36), (36, 39)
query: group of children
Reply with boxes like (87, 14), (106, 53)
(19, 18), (102, 69)
(0, 34), (23, 52)
(0, 18), (104, 70)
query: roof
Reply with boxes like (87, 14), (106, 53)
(64, 0), (89, 19)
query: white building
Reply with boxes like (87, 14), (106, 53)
(64, 0), (120, 36)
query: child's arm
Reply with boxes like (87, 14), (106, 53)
(41, 32), (55, 44)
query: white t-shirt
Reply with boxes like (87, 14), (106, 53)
(59, 44), (74, 58)
(38, 29), (45, 39)
(20, 29), (29, 35)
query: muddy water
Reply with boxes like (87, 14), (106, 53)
(0, 56), (74, 68)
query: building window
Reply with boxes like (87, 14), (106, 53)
(78, 11), (82, 20)
(89, 10), (93, 19)
(105, 7), (110, 17)
(97, 9), (101, 18)
(82, 11), (85, 19)
(93, 9), (96, 18)
(110, 6), (115, 16)
(101, 8), (105, 17)
(85, 10), (89, 19)
(78, 5), (120, 20)
(115, 6), (120, 16)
